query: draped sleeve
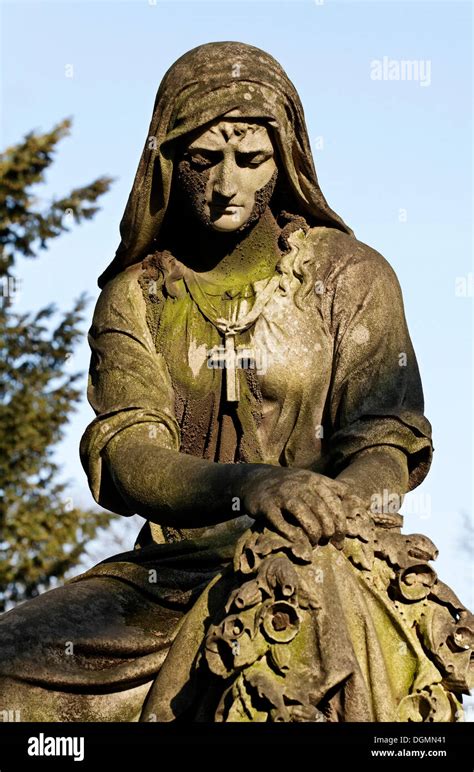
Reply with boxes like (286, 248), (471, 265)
(79, 264), (181, 515)
(321, 234), (433, 490)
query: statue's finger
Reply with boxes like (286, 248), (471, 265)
(282, 497), (322, 545)
(316, 483), (347, 537)
(264, 503), (300, 543)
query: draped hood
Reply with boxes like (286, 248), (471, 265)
(99, 41), (352, 288)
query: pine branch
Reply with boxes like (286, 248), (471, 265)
(0, 119), (118, 610)
(0, 119), (114, 266)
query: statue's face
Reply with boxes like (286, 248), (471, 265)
(175, 120), (277, 232)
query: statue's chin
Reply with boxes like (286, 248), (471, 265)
(210, 220), (247, 233)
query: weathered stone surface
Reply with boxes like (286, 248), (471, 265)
(0, 41), (471, 723)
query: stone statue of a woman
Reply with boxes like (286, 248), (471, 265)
(0, 42), (472, 722)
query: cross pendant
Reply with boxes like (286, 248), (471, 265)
(207, 337), (259, 402)
(224, 334), (240, 403)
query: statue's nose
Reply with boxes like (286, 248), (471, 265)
(213, 160), (238, 199)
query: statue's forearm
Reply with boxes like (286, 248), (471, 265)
(335, 445), (410, 510)
(104, 423), (268, 527)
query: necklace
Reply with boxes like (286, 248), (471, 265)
(183, 269), (281, 402)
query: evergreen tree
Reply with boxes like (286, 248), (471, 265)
(0, 119), (115, 611)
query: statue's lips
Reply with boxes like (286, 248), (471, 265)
(209, 204), (243, 215)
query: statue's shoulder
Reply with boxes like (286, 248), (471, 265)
(92, 263), (146, 328)
(304, 226), (399, 288)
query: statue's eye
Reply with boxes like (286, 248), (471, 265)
(236, 152), (270, 168)
(186, 151), (220, 169)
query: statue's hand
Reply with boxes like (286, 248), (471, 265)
(240, 468), (349, 548)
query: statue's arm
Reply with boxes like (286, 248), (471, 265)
(322, 236), (433, 510)
(103, 424), (267, 527)
(103, 427), (352, 547)
(335, 445), (409, 507)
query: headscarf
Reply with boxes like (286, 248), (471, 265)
(99, 41), (353, 288)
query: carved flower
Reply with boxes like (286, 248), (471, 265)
(396, 564), (437, 601)
(260, 600), (301, 643)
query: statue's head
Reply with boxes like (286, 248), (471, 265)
(174, 118), (277, 234)
(99, 41), (352, 288)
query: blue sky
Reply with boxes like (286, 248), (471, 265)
(1, 1), (472, 615)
